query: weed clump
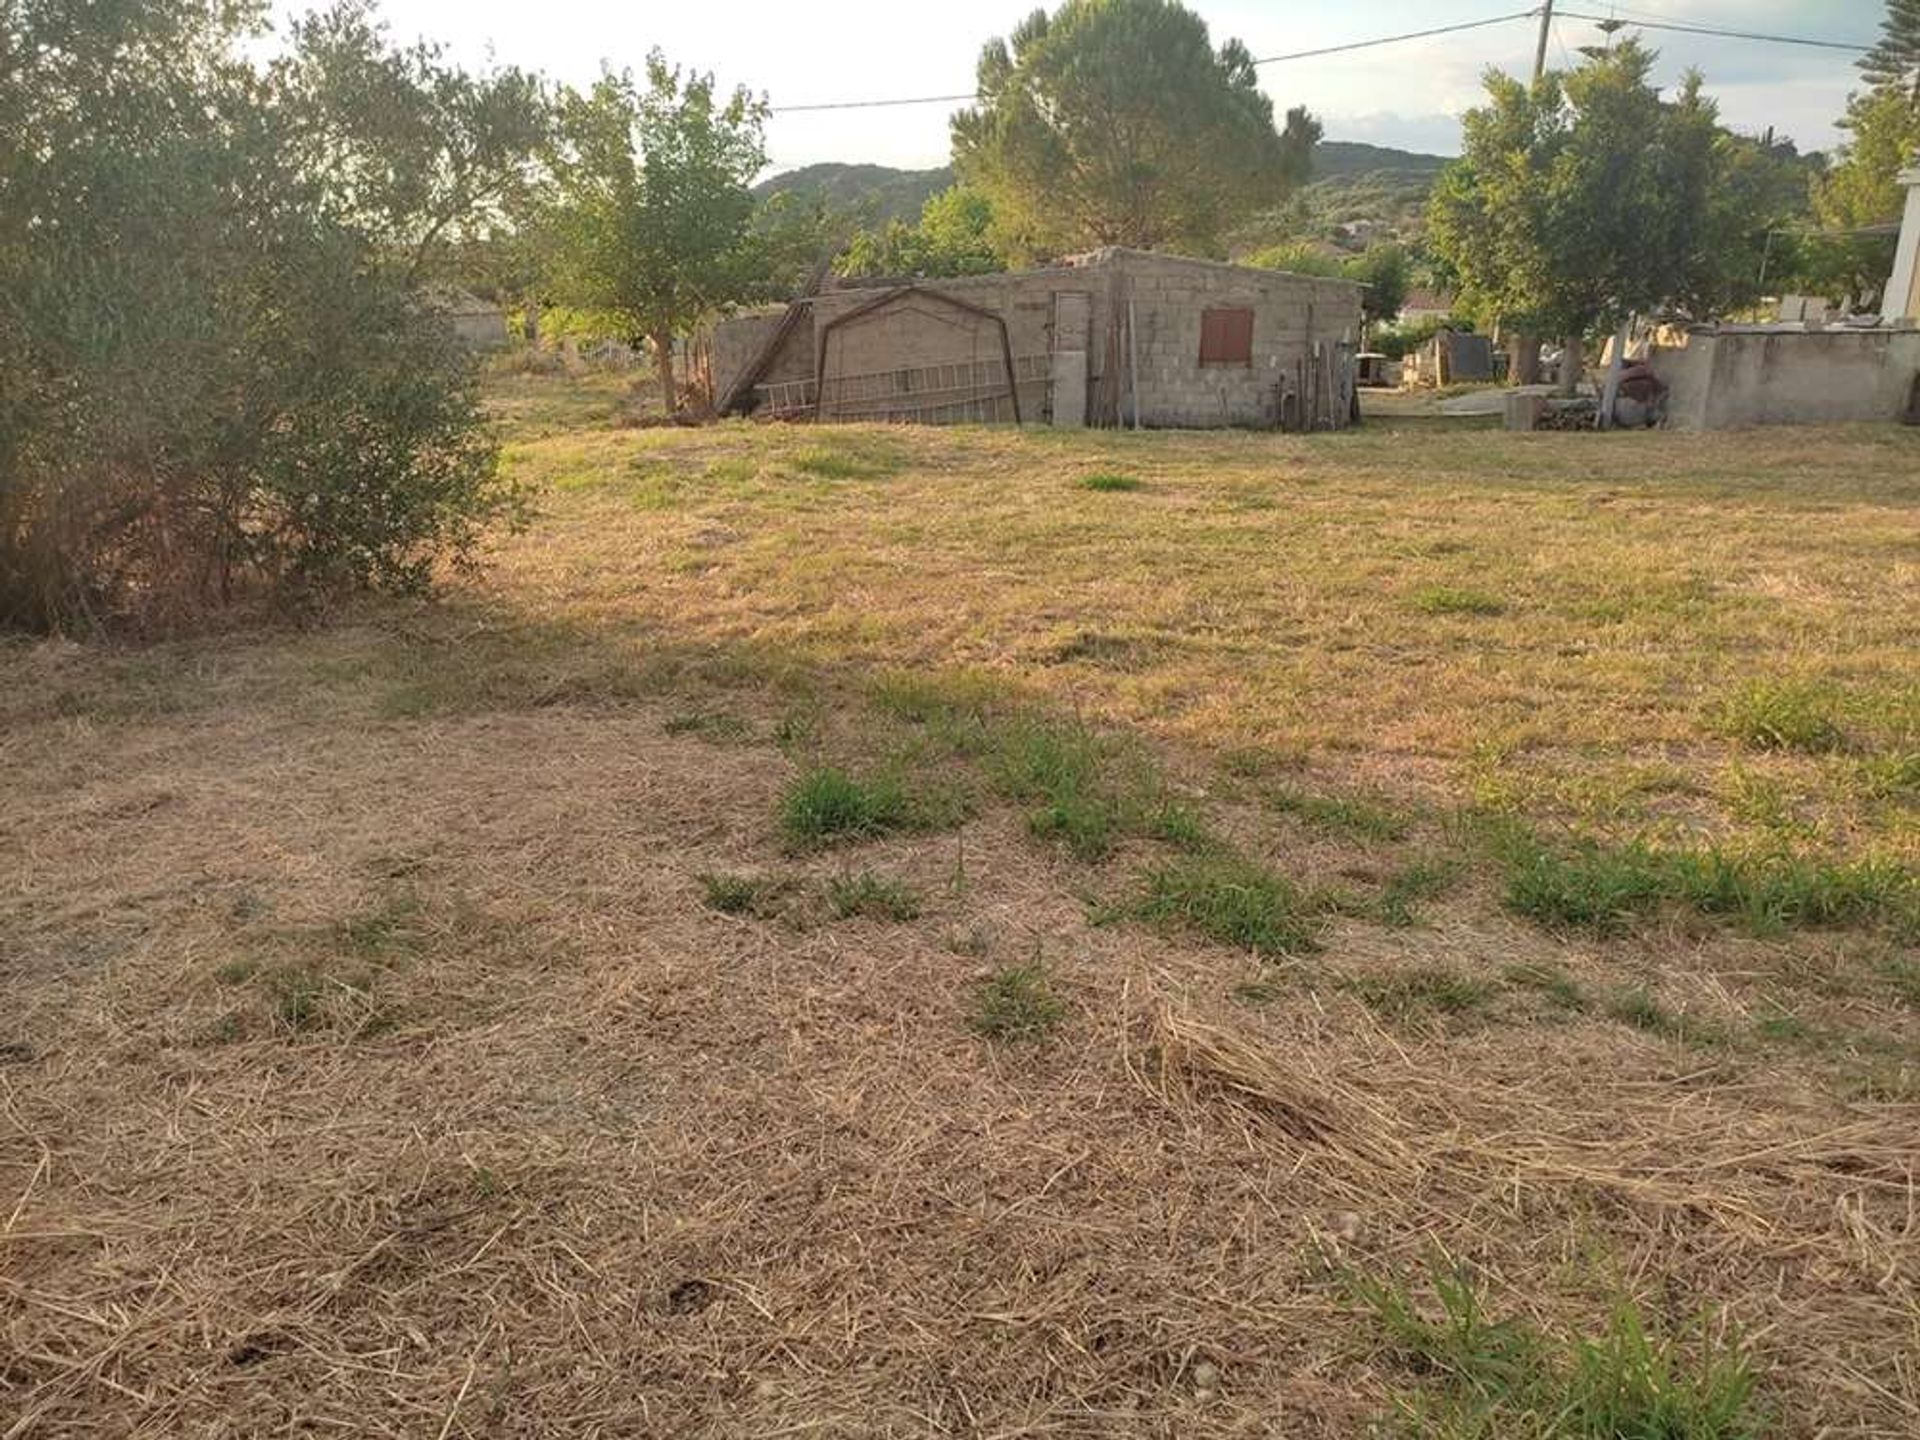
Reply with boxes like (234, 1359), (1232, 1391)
(1411, 586), (1505, 617)
(1078, 472), (1143, 492)
(1355, 1268), (1764, 1440)
(780, 767), (910, 848)
(1137, 853), (1320, 955)
(969, 964), (1065, 1042)
(826, 872), (923, 922)
(1342, 966), (1497, 1026)
(1715, 678), (1844, 753)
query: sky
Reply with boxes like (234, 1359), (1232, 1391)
(272, 1), (1887, 175)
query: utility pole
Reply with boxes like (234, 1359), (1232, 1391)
(1510, 3), (1554, 390)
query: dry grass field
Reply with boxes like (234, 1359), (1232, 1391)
(3, 373), (1917, 1437)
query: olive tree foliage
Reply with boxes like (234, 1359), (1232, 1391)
(951, 0), (1318, 259)
(1429, 43), (1735, 355)
(549, 58), (768, 413)
(0, 1), (525, 633)
(276, 0), (553, 284)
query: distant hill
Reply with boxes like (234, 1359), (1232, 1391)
(752, 163), (953, 225)
(1310, 140), (1451, 182)
(754, 141), (1455, 246)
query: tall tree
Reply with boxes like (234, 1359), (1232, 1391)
(550, 56), (768, 414)
(1428, 43), (1724, 387)
(950, 0), (1317, 259)
(278, 0), (553, 284)
(1860, 0), (1920, 110)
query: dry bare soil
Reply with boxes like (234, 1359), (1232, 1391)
(3, 375), (1917, 1437)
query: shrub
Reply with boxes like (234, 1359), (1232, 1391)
(0, 3), (523, 632)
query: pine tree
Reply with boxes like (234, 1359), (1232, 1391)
(1860, 0), (1920, 110)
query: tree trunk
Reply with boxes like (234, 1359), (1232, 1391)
(522, 295), (539, 346)
(653, 330), (676, 416)
(1508, 332), (1540, 386)
(1558, 335), (1583, 397)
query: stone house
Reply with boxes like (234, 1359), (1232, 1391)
(713, 248), (1364, 430)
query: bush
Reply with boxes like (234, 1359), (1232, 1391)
(0, 3), (522, 632)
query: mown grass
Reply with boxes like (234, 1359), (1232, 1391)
(1355, 1267), (1764, 1440)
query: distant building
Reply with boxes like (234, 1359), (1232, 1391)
(1397, 288), (1455, 325)
(426, 288), (509, 350)
(713, 247), (1364, 431)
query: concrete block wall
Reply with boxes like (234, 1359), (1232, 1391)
(1653, 327), (1920, 429)
(730, 250), (1361, 428)
(1122, 260), (1360, 428)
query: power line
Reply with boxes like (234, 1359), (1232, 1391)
(1555, 9), (1871, 54)
(772, 10), (1536, 113)
(768, 5), (1872, 116)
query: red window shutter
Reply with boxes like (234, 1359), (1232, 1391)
(1199, 307), (1253, 366)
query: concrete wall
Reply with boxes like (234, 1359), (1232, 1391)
(711, 308), (787, 401)
(1652, 327), (1920, 429)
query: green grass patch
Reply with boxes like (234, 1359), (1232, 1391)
(1605, 987), (1729, 1048)
(697, 872), (785, 917)
(988, 718), (1144, 861)
(1355, 1267), (1764, 1440)
(1497, 831), (1915, 938)
(789, 440), (901, 481)
(1342, 966), (1498, 1026)
(1714, 678), (1844, 753)
(664, 710), (753, 743)
(779, 767), (911, 849)
(1501, 962), (1590, 1013)
(826, 872), (923, 922)
(1136, 852), (1320, 955)
(968, 964), (1065, 1042)
(1411, 585), (1506, 617)
(1078, 472), (1144, 492)
(1371, 857), (1459, 927)
(1268, 783), (1409, 843)
(1146, 801), (1216, 852)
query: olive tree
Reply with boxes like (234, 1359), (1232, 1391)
(1, 0), (520, 632)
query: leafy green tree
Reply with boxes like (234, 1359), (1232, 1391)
(839, 185), (1004, 277)
(1, 0), (517, 632)
(951, 0), (1318, 258)
(551, 57), (768, 413)
(1242, 241), (1342, 277)
(1818, 85), (1920, 231)
(1344, 244), (1411, 330)
(1429, 44), (1724, 386)
(277, 0), (553, 283)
